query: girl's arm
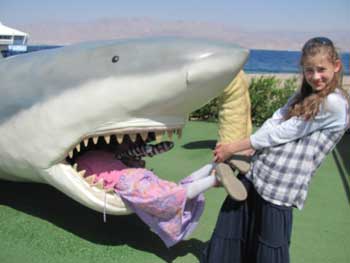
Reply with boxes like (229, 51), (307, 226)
(214, 92), (348, 162)
(214, 137), (253, 162)
(213, 95), (295, 162)
(251, 92), (348, 150)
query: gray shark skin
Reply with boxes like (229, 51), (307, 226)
(0, 37), (249, 215)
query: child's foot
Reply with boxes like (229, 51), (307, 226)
(215, 163), (247, 201)
(226, 153), (251, 174)
(210, 169), (221, 187)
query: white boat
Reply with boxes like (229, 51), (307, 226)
(0, 22), (29, 56)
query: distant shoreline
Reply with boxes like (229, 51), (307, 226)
(27, 44), (350, 54)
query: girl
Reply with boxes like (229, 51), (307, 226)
(201, 37), (349, 262)
(76, 149), (245, 247)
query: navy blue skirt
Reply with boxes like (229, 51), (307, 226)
(201, 177), (293, 263)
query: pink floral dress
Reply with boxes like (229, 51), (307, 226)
(77, 151), (205, 247)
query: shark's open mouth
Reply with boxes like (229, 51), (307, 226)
(62, 127), (180, 196)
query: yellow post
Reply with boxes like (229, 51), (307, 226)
(217, 70), (252, 142)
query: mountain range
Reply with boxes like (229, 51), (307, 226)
(14, 18), (350, 51)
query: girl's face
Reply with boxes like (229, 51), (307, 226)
(302, 52), (341, 92)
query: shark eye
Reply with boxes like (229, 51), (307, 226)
(111, 55), (119, 63)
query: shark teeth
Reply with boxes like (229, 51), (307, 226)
(78, 170), (86, 177)
(104, 135), (111, 144)
(66, 127), (183, 162)
(73, 166), (109, 192)
(71, 161), (108, 192)
(66, 127), (182, 192)
(94, 179), (104, 189)
(116, 134), (124, 144)
(155, 131), (164, 143)
(72, 163), (107, 192)
(85, 174), (96, 184)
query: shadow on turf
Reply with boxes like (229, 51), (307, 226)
(0, 180), (207, 262)
(333, 133), (350, 205)
(183, 140), (216, 150)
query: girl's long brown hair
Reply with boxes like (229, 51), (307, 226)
(286, 37), (347, 120)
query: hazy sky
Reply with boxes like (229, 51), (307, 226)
(1, 0), (349, 32)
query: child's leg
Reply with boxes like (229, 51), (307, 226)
(183, 162), (248, 200)
(183, 174), (217, 199)
(189, 162), (216, 181)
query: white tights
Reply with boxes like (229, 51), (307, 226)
(182, 162), (218, 199)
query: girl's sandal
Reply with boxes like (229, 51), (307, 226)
(215, 163), (247, 201)
(226, 152), (251, 174)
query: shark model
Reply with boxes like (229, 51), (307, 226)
(0, 37), (249, 215)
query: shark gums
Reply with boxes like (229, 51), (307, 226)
(0, 38), (249, 215)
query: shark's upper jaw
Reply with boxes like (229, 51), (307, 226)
(45, 125), (183, 215)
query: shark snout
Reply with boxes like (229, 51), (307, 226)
(185, 47), (249, 110)
(186, 48), (249, 86)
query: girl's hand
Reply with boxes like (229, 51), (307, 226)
(213, 143), (233, 163)
(239, 149), (256, 156)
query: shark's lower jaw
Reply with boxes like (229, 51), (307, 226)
(45, 126), (181, 215)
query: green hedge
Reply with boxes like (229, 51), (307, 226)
(250, 76), (297, 126)
(189, 76), (297, 126)
(189, 97), (220, 121)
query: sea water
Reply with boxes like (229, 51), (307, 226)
(245, 49), (350, 75)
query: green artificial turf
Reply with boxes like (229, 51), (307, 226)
(0, 121), (349, 263)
